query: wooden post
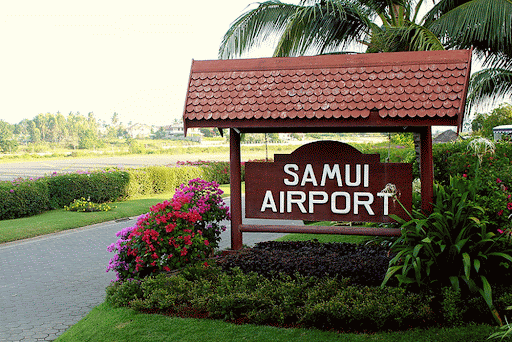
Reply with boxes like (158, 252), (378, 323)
(229, 128), (243, 250)
(419, 126), (434, 213)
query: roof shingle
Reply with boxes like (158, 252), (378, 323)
(183, 50), (471, 132)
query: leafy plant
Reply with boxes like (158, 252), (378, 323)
(381, 177), (512, 326)
(65, 197), (114, 212)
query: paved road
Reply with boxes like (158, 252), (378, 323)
(0, 197), (300, 341)
(0, 155), (231, 181)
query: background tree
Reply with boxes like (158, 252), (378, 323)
(0, 120), (17, 153)
(471, 103), (512, 139)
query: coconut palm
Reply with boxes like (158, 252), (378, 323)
(219, 0), (512, 106)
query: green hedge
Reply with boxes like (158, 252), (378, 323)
(0, 165), (206, 220)
(0, 179), (50, 220)
(125, 166), (204, 198)
(47, 171), (130, 208)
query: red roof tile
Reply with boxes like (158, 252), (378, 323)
(183, 50), (471, 132)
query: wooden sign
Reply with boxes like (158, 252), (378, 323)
(245, 141), (412, 223)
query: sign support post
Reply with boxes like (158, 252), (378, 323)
(229, 128), (243, 250)
(419, 127), (434, 213)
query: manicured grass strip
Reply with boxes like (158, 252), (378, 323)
(55, 302), (496, 342)
(0, 193), (174, 244)
(275, 221), (372, 244)
(275, 233), (369, 244)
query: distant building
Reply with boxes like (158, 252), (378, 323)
(127, 123), (152, 138)
(433, 129), (458, 144)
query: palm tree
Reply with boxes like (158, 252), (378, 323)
(424, 0), (512, 107)
(219, 0), (512, 106)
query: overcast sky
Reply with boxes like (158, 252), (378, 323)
(0, 0), (277, 126)
(0, 1), (494, 128)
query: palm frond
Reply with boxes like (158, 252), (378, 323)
(367, 22), (444, 53)
(274, 0), (374, 57)
(467, 68), (512, 108)
(218, 1), (299, 59)
(422, 0), (469, 26)
(426, 0), (512, 67)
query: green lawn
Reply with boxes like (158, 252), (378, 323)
(54, 302), (497, 342)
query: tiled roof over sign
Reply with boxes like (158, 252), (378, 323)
(183, 50), (471, 130)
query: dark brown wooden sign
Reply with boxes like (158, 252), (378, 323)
(245, 141), (412, 223)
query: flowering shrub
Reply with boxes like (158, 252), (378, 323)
(0, 177), (50, 220)
(64, 197), (114, 212)
(106, 178), (229, 281)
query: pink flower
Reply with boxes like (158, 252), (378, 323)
(508, 203), (512, 210)
(498, 210), (504, 216)
(498, 229), (504, 234)
(181, 248), (188, 256)
(463, 174), (467, 178)
(497, 178), (503, 183)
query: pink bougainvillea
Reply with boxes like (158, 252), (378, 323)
(107, 178), (229, 282)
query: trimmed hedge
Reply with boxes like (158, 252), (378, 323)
(106, 266), (437, 333)
(0, 165), (205, 220)
(47, 171), (130, 208)
(0, 178), (50, 220)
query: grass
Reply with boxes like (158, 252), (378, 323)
(54, 302), (497, 342)
(276, 221), (372, 244)
(0, 193), (175, 244)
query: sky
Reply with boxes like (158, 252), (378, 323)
(0, 0), (274, 126)
(0, 1), (497, 128)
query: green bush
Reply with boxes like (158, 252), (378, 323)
(64, 198), (114, 212)
(0, 178), (50, 220)
(126, 169), (153, 197)
(46, 170), (130, 208)
(106, 266), (437, 332)
(126, 166), (204, 198)
(177, 161), (245, 184)
(105, 279), (143, 308)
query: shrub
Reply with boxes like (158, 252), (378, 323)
(46, 170), (129, 208)
(106, 266), (436, 333)
(125, 166), (204, 198)
(106, 179), (229, 281)
(176, 161), (245, 184)
(105, 279), (143, 308)
(0, 178), (50, 220)
(432, 139), (512, 244)
(64, 197), (114, 212)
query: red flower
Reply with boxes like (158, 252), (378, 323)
(463, 174), (467, 178)
(508, 203), (512, 210)
(498, 210), (504, 216)
(181, 248), (188, 256)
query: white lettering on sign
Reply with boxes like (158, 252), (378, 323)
(284, 163), (369, 188)
(260, 190), (379, 216)
(260, 163), (394, 217)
